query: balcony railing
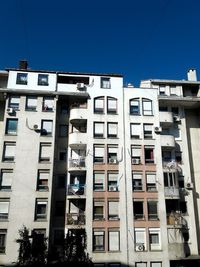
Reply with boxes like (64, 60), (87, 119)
(164, 187), (180, 198)
(67, 184), (86, 195)
(69, 157), (86, 168)
(167, 212), (186, 227)
(66, 213), (85, 225)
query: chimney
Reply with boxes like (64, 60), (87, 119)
(187, 69), (197, 81)
(19, 60), (28, 70)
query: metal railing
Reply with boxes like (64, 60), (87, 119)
(69, 157), (86, 168)
(67, 184), (86, 195)
(66, 213), (85, 225)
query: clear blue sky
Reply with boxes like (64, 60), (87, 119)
(0, 0), (200, 86)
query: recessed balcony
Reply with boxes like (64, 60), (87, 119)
(159, 111), (173, 126)
(161, 135), (175, 148)
(164, 187), (180, 198)
(68, 157), (86, 172)
(67, 184), (86, 197)
(68, 132), (87, 149)
(69, 107), (87, 125)
(66, 213), (85, 226)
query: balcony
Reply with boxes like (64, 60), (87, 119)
(159, 111), (173, 126)
(164, 187), (180, 198)
(68, 157), (86, 172)
(160, 135), (175, 148)
(67, 184), (86, 196)
(66, 213), (85, 226)
(68, 132), (87, 149)
(167, 212), (187, 227)
(69, 107), (87, 125)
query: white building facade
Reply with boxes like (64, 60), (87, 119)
(0, 62), (199, 267)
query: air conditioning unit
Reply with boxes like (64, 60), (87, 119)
(7, 108), (13, 114)
(186, 182), (194, 189)
(135, 243), (145, 251)
(154, 126), (162, 133)
(174, 116), (181, 122)
(132, 158), (140, 165)
(109, 158), (117, 164)
(77, 83), (85, 90)
(109, 185), (117, 191)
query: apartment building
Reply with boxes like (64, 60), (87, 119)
(0, 61), (199, 267)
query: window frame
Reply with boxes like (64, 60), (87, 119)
(2, 142), (16, 162)
(107, 122), (118, 138)
(25, 96), (37, 111)
(35, 199), (48, 220)
(39, 143), (51, 162)
(94, 97), (104, 113)
(8, 96), (20, 110)
(108, 230), (120, 251)
(37, 170), (49, 191)
(130, 98), (140, 115)
(93, 171), (105, 191)
(142, 98), (153, 116)
(38, 74), (49, 86)
(0, 169), (13, 191)
(107, 97), (117, 114)
(16, 73), (28, 85)
(93, 230), (105, 251)
(94, 122), (105, 138)
(0, 229), (7, 254)
(0, 199), (10, 220)
(41, 120), (53, 136)
(101, 77), (111, 89)
(5, 119), (18, 135)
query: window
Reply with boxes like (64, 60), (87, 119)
(132, 173), (142, 191)
(159, 85), (166, 95)
(94, 172), (104, 191)
(130, 98), (140, 115)
(170, 85), (178, 96)
(0, 170), (12, 190)
(149, 228), (161, 250)
(37, 170), (49, 191)
(134, 228), (146, 251)
(72, 124), (87, 133)
(108, 230), (120, 251)
(144, 124), (153, 139)
(144, 146), (154, 164)
(26, 96), (37, 111)
(107, 145), (118, 164)
(94, 97), (104, 113)
(133, 200), (144, 220)
(32, 229), (46, 248)
(16, 73), (28, 85)
(5, 119), (18, 135)
(43, 97), (54, 111)
(150, 262), (162, 267)
(108, 201), (119, 220)
(59, 125), (68, 137)
(39, 143), (51, 162)
(146, 173), (157, 191)
(3, 142), (16, 162)
(108, 172), (118, 191)
(101, 77), (111, 89)
(94, 145), (104, 163)
(94, 122), (104, 138)
(131, 145), (141, 164)
(136, 263), (147, 267)
(148, 200), (158, 220)
(0, 200), (9, 220)
(93, 200), (104, 220)
(164, 172), (178, 188)
(142, 98), (153, 115)
(0, 230), (7, 254)
(130, 123), (141, 139)
(107, 122), (118, 138)
(38, 74), (49, 86)
(93, 230), (105, 251)
(55, 201), (65, 217)
(35, 199), (47, 220)
(8, 96), (20, 109)
(41, 120), (53, 136)
(107, 97), (117, 113)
